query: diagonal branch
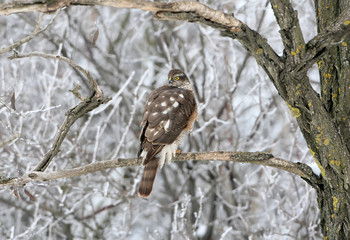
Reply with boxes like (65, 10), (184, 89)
(295, 7), (350, 74)
(0, 1), (284, 91)
(0, 0), (240, 31)
(1, 1), (349, 82)
(153, 11), (285, 97)
(0, 10), (60, 55)
(9, 52), (111, 172)
(0, 151), (322, 188)
(270, 0), (305, 63)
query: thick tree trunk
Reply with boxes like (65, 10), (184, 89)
(235, 0), (350, 238)
(314, 0), (350, 239)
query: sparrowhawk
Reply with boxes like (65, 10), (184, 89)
(138, 69), (198, 197)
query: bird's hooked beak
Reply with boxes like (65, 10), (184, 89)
(168, 78), (173, 84)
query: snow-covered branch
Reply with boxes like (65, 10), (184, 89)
(8, 51), (111, 172)
(0, 10), (60, 55)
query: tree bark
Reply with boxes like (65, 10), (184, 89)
(314, 0), (350, 239)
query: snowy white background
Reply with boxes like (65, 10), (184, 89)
(0, 0), (322, 239)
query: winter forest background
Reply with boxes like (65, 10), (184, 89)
(0, 0), (322, 239)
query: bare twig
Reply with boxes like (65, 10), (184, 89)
(9, 51), (111, 172)
(0, 0), (284, 81)
(0, 133), (20, 147)
(0, 151), (321, 188)
(0, 10), (60, 55)
(77, 201), (123, 220)
(1, 0), (349, 82)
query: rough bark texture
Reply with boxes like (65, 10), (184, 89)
(314, 0), (350, 239)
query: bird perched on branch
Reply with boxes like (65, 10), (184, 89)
(138, 69), (197, 197)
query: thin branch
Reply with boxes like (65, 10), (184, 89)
(295, 7), (350, 74)
(0, 133), (20, 147)
(0, 1), (285, 87)
(9, 51), (111, 172)
(77, 201), (123, 220)
(1, 0), (349, 81)
(153, 10), (285, 98)
(269, 0), (305, 63)
(0, 10), (60, 55)
(0, 151), (322, 188)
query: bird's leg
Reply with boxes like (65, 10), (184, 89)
(159, 144), (174, 168)
(170, 143), (179, 163)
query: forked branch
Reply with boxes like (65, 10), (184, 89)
(9, 52), (111, 172)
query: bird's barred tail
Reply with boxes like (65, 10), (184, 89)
(138, 158), (159, 198)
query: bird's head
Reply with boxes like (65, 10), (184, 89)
(168, 69), (189, 87)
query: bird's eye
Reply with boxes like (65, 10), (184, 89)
(174, 76), (180, 80)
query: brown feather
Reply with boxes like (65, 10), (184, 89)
(143, 143), (163, 165)
(184, 106), (198, 131)
(138, 157), (159, 198)
(138, 69), (197, 198)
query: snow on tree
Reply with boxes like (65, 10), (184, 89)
(1, 0), (349, 239)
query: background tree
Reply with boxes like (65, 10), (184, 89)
(1, 0), (349, 239)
